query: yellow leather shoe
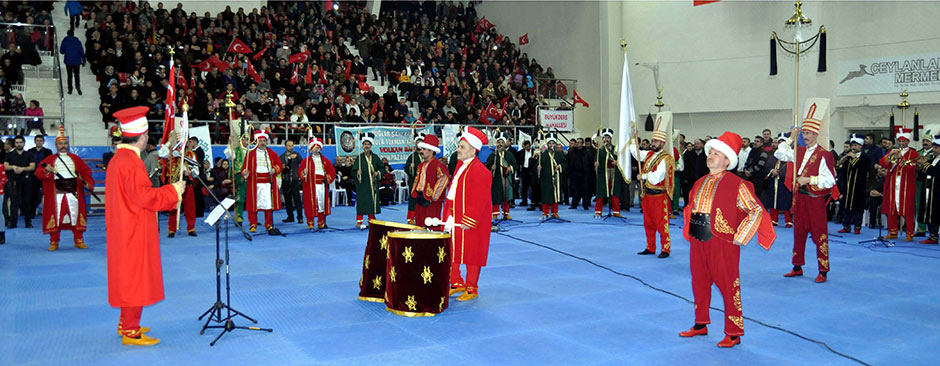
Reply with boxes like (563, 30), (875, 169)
(457, 292), (478, 301)
(307, 223), (314, 230)
(449, 287), (465, 296)
(122, 332), (159, 346)
(905, 234), (914, 242)
(48, 242), (58, 251)
(613, 212), (622, 218)
(74, 240), (87, 249)
(552, 213), (560, 219)
(407, 219), (415, 225)
(504, 214), (512, 220)
(249, 225), (257, 233)
(318, 222), (327, 229)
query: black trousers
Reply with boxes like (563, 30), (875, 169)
(281, 179), (302, 218)
(69, 14), (81, 29)
(8, 179), (33, 226)
(66, 65), (81, 92)
(521, 177), (538, 206)
(842, 209), (863, 229)
(568, 174), (590, 208)
(867, 197), (882, 228)
(29, 177), (42, 217)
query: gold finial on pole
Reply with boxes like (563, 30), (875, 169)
(620, 39), (627, 50)
(655, 88), (665, 110)
(898, 91), (911, 109)
(225, 92), (236, 108)
(785, 1), (812, 26)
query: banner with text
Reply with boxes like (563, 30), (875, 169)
(190, 125), (215, 168)
(538, 108), (574, 131)
(837, 53), (940, 96)
(334, 125), (433, 165)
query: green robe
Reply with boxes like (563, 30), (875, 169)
(353, 152), (384, 215)
(405, 151), (422, 211)
(230, 145), (248, 221)
(594, 145), (625, 199)
(485, 149), (518, 204)
(539, 149), (568, 204)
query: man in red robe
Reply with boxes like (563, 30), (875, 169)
(776, 117), (837, 283)
(106, 106), (184, 346)
(880, 128), (919, 241)
(298, 137), (336, 230)
(240, 130), (284, 235)
(443, 127), (492, 301)
(35, 125), (94, 251)
(411, 134), (449, 228)
(680, 131), (775, 348)
(630, 122), (675, 258)
(160, 145), (197, 237)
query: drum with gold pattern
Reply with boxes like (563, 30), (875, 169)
(385, 230), (452, 317)
(358, 220), (422, 302)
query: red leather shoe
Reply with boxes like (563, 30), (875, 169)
(837, 228), (850, 233)
(853, 228), (861, 235)
(920, 238), (939, 244)
(679, 325), (708, 337)
(783, 269), (803, 277)
(717, 336), (741, 348)
(815, 274), (827, 283)
(785, 222), (793, 228)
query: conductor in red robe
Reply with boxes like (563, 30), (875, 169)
(443, 127), (492, 301)
(411, 134), (449, 229)
(298, 137), (336, 230)
(106, 106), (184, 346)
(35, 125), (94, 251)
(240, 130), (284, 235)
(680, 131), (775, 348)
(879, 128), (919, 241)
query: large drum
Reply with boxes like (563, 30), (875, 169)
(385, 230), (452, 317)
(358, 220), (422, 303)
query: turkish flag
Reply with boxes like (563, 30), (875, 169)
(305, 63), (313, 84)
(319, 68), (328, 85)
(499, 95), (510, 109)
(519, 33), (529, 45)
(478, 107), (489, 125)
(344, 59), (352, 80)
(288, 50), (310, 64)
(290, 64), (299, 85)
(555, 81), (568, 97)
(193, 58), (213, 72)
(475, 17), (494, 33)
(246, 60), (262, 83)
(443, 83), (449, 97)
(209, 55), (230, 72)
(486, 102), (502, 121)
(572, 90), (589, 108)
(252, 45), (268, 60)
(694, 0), (720, 6)
(227, 38), (253, 54)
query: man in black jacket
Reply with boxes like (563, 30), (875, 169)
(280, 140), (303, 223)
(566, 138), (591, 209)
(516, 140), (540, 210)
(680, 139), (708, 204)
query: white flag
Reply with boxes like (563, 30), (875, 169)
(617, 49), (636, 183)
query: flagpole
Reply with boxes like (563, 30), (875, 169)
(175, 98), (189, 231)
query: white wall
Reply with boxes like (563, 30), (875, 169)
(484, 1), (940, 143)
(477, 1), (603, 138)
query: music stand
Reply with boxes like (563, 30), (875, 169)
(185, 160), (272, 345)
(859, 212), (893, 248)
(600, 198), (628, 222)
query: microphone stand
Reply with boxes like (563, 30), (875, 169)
(185, 159), (272, 345)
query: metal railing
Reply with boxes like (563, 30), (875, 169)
(0, 115), (64, 136)
(533, 77), (578, 102)
(145, 119), (542, 146)
(0, 22), (66, 133)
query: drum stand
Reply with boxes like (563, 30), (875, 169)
(188, 166), (273, 345)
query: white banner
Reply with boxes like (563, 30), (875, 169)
(442, 124), (462, 158)
(189, 125), (214, 168)
(538, 108), (574, 132)
(837, 53), (940, 96)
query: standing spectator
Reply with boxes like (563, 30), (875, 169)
(4, 136), (36, 228)
(0, 163), (6, 243)
(29, 135), (52, 219)
(24, 100), (46, 136)
(1, 44), (24, 85)
(64, 0), (84, 30)
(279, 140), (303, 223)
(60, 29), (86, 95)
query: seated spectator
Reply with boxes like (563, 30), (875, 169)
(378, 161), (396, 206)
(24, 100), (45, 136)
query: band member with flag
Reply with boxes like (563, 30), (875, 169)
(631, 112), (676, 258)
(763, 133), (794, 228)
(411, 134), (450, 228)
(538, 133), (567, 220)
(404, 133), (425, 224)
(775, 101), (838, 283)
(594, 128), (625, 218)
(680, 131), (775, 348)
(879, 127), (920, 241)
(917, 135), (940, 244)
(224, 134), (250, 224)
(486, 131), (517, 221)
(298, 137), (336, 230)
(445, 127), (492, 301)
(160, 138), (197, 237)
(240, 130), (284, 235)
(35, 125), (94, 251)
(106, 106), (185, 346)
(836, 134), (871, 235)
(354, 132), (383, 229)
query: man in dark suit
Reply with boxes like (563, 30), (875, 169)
(681, 139), (708, 204)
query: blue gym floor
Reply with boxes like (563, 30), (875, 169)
(1, 201), (936, 365)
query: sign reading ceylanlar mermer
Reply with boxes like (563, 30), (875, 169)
(837, 53), (940, 96)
